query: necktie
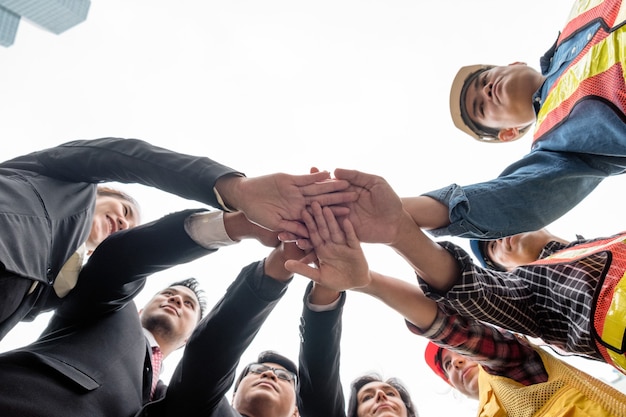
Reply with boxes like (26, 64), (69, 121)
(150, 346), (163, 399)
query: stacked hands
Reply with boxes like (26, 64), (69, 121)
(252, 167), (410, 292)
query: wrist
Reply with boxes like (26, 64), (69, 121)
(388, 210), (421, 252)
(263, 247), (294, 282)
(308, 283), (341, 305)
(214, 174), (245, 212)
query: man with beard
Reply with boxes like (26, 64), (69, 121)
(0, 207), (291, 417)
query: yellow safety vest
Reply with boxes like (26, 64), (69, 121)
(477, 348), (626, 417)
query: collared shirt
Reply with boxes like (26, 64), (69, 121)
(418, 238), (606, 361)
(424, 22), (626, 239)
(407, 308), (548, 385)
(142, 329), (164, 373)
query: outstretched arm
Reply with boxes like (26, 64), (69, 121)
(161, 241), (302, 416)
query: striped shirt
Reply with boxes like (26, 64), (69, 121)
(418, 238), (605, 361)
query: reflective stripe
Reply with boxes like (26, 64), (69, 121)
(604, 271), (626, 372)
(535, 25), (626, 133)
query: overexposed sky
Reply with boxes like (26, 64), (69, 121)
(2, 1), (625, 416)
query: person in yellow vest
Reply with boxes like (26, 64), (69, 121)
(323, 0), (626, 241)
(424, 341), (626, 417)
(286, 202), (626, 417)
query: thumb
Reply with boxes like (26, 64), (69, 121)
(284, 260), (321, 282)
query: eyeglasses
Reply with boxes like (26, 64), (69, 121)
(247, 363), (297, 384)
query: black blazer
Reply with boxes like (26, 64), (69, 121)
(297, 282), (346, 417)
(0, 209), (213, 417)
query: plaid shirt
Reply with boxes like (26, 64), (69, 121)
(418, 238), (606, 361)
(407, 309), (548, 385)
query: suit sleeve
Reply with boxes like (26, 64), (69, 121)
(54, 209), (214, 321)
(2, 137), (243, 208)
(298, 282), (346, 417)
(159, 260), (290, 417)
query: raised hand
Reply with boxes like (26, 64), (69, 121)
(331, 168), (406, 244)
(285, 202), (370, 291)
(215, 171), (356, 238)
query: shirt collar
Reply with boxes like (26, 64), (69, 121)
(143, 328), (160, 349)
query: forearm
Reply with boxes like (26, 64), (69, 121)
(299, 283), (346, 417)
(401, 196), (450, 230)
(60, 209), (212, 318)
(7, 138), (242, 208)
(357, 271), (438, 331)
(388, 210), (460, 292)
(166, 261), (289, 414)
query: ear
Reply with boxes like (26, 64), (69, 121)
(497, 127), (523, 142)
(292, 407), (300, 417)
(508, 61), (527, 66)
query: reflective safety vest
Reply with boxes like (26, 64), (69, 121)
(531, 233), (626, 374)
(533, 0), (626, 141)
(476, 348), (626, 417)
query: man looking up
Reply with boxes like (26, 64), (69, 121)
(333, 0), (626, 240)
(0, 207), (284, 417)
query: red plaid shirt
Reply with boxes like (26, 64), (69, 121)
(407, 308), (548, 385)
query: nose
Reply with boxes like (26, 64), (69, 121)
(167, 294), (183, 307)
(260, 369), (278, 381)
(452, 357), (465, 369)
(117, 216), (130, 231)
(375, 389), (388, 401)
(482, 81), (493, 99)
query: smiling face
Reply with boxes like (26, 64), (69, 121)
(463, 63), (543, 141)
(140, 285), (201, 350)
(233, 361), (299, 417)
(356, 381), (408, 417)
(440, 349), (480, 399)
(86, 195), (140, 251)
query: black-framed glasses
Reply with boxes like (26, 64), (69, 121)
(247, 363), (297, 384)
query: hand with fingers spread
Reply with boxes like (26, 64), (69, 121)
(331, 168), (407, 244)
(285, 202), (370, 291)
(214, 171), (356, 239)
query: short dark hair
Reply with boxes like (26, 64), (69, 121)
(347, 373), (418, 417)
(234, 350), (300, 406)
(168, 278), (207, 319)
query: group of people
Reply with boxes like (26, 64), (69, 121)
(2, 0), (626, 416)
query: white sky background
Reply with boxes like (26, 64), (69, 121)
(2, 0), (626, 415)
